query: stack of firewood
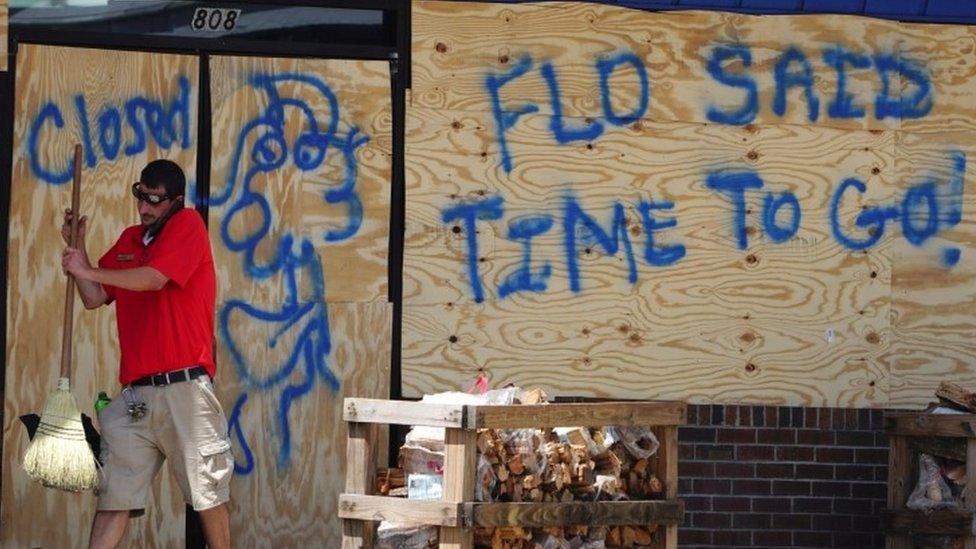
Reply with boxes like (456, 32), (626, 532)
(473, 426), (664, 504)
(376, 389), (666, 548)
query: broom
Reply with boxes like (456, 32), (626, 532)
(22, 144), (98, 492)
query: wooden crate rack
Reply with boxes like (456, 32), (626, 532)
(339, 398), (686, 548)
(883, 412), (976, 548)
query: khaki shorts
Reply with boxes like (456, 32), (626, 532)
(96, 374), (233, 514)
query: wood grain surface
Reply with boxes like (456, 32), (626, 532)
(208, 55), (392, 546)
(405, 2), (976, 408)
(4, 44), (197, 548)
(0, 0), (7, 73)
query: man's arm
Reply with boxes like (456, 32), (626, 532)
(80, 265), (169, 292)
(75, 275), (110, 310)
(61, 210), (110, 309)
(63, 248), (169, 293)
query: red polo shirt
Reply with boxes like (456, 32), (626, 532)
(98, 208), (217, 385)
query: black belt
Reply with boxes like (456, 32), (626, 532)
(130, 366), (208, 387)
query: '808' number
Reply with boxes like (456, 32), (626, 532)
(191, 7), (240, 31)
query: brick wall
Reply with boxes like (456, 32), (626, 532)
(678, 404), (888, 548)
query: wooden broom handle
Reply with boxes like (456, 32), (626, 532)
(60, 144), (82, 380)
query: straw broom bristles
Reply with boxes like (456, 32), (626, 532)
(23, 377), (98, 492)
(22, 144), (98, 492)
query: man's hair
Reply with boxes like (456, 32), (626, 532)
(139, 159), (186, 198)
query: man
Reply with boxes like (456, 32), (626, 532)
(61, 159), (231, 549)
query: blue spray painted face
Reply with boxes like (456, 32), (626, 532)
(213, 72), (370, 474)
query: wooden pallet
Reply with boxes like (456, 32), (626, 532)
(339, 398), (686, 548)
(884, 413), (976, 549)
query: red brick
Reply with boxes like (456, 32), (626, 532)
(857, 409), (871, 430)
(758, 428), (797, 444)
(711, 404), (725, 425)
(836, 431), (877, 447)
(816, 447), (855, 463)
(752, 406), (765, 427)
(773, 480), (811, 496)
(713, 496), (750, 512)
(717, 427), (757, 444)
(855, 448), (888, 464)
(737, 405), (753, 427)
(836, 464), (875, 481)
(680, 461), (715, 477)
(694, 478), (732, 495)
(772, 513), (811, 529)
(738, 445), (775, 460)
(679, 444), (695, 460)
(812, 481), (852, 497)
(796, 429), (835, 445)
(686, 405), (699, 425)
(791, 407), (804, 427)
(835, 532), (882, 547)
(680, 426), (717, 443)
(776, 446), (815, 461)
(794, 497), (831, 513)
(724, 405), (738, 426)
(813, 514), (853, 531)
(693, 512), (731, 528)
(794, 531), (832, 546)
(713, 530), (753, 546)
(805, 407), (819, 427)
(851, 482), (886, 499)
(715, 462), (755, 478)
(732, 512), (771, 529)
(678, 529), (711, 545)
(756, 463), (794, 478)
(683, 495), (712, 512)
(833, 497), (873, 515)
(696, 444), (734, 461)
(795, 463), (834, 480)
(832, 408), (846, 429)
(818, 407), (831, 429)
(733, 479), (772, 495)
(766, 407), (779, 426)
(754, 530), (792, 546)
(753, 497), (791, 513)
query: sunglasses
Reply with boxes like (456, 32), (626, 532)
(131, 183), (172, 205)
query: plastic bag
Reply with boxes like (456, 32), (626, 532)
(531, 534), (572, 549)
(375, 521), (437, 548)
(498, 428), (545, 475)
(398, 444), (443, 476)
(907, 454), (959, 511)
(474, 454), (497, 502)
(606, 426), (660, 459)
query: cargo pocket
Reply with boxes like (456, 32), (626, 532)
(198, 438), (233, 489)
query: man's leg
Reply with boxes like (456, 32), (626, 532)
(198, 503), (230, 549)
(89, 510), (130, 549)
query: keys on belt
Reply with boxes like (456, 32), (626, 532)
(121, 366), (208, 420)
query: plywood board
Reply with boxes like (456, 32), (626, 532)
(413, 1), (973, 133)
(405, 1), (976, 408)
(4, 44), (197, 548)
(887, 131), (976, 407)
(208, 55), (392, 546)
(0, 0), (7, 73)
(403, 106), (893, 407)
